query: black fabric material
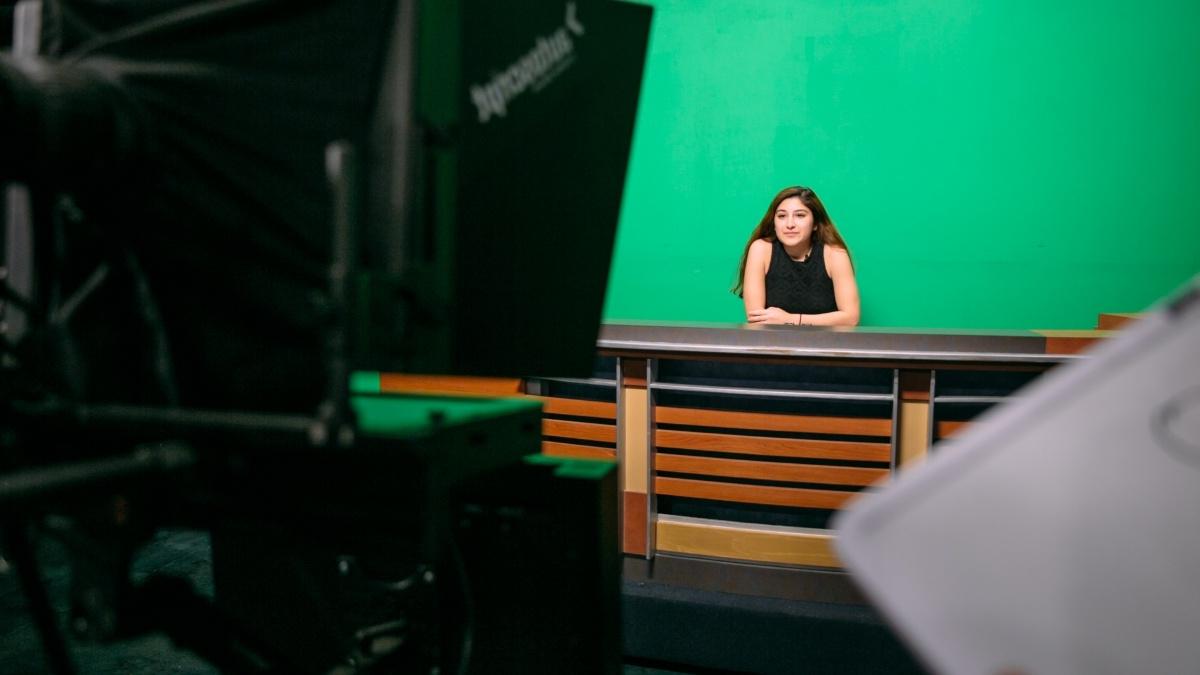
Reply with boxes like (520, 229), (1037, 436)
(3, 0), (395, 411)
(655, 359), (893, 395)
(764, 239), (838, 316)
(656, 495), (837, 529)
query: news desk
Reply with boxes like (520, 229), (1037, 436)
(379, 322), (1105, 574)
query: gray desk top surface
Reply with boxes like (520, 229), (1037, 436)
(597, 322), (1087, 364)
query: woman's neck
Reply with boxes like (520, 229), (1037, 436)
(782, 240), (813, 262)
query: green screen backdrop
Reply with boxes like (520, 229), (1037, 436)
(602, 0), (1200, 328)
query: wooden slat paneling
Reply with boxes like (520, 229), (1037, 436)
(378, 374), (522, 396)
(937, 420), (969, 438)
(543, 419), (617, 444)
(655, 429), (889, 463)
(656, 477), (857, 510)
(535, 397), (617, 420)
(656, 406), (891, 437)
(542, 441), (616, 461)
(655, 453), (887, 487)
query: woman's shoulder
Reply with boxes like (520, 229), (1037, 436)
(749, 238), (774, 255)
(822, 242), (849, 259)
(821, 243), (854, 274)
(747, 238), (774, 272)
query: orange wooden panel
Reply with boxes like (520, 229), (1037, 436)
(656, 477), (857, 510)
(542, 441), (617, 461)
(622, 359), (648, 387)
(1044, 337), (1100, 355)
(378, 374), (522, 396)
(655, 406), (891, 437)
(543, 419), (617, 444)
(1097, 312), (1140, 330)
(937, 420), (969, 438)
(623, 491), (647, 556)
(655, 428), (889, 463)
(655, 453), (887, 487)
(1033, 330), (1110, 355)
(899, 370), (931, 402)
(534, 397), (617, 420)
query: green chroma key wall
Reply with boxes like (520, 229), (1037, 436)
(602, 0), (1200, 329)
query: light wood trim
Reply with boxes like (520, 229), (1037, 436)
(378, 374), (522, 396)
(655, 453), (887, 487)
(656, 518), (841, 568)
(656, 477), (857, 510)
(655, 429), (889, 463)
(622, 386), (649, 493)
(534, 396), (617, 420)
(898, 401), (930, 468)
(656, 406), (891, 437)
(542, 441), (616, 461)
(542, 419), (617, 444)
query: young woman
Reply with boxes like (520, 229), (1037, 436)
(733, 186), (860, 326)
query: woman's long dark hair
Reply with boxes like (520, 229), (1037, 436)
(731, 185), (852, 296)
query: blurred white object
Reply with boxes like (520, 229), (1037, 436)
(835, 277), (1200, 675)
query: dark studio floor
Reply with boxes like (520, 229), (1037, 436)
(0, 529), (703, 675)
(1, 529), (217, 675)
(2, 526), (924, 675)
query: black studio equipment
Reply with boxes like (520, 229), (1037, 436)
(0, 0), (650, 673)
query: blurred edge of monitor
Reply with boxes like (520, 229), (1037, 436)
(358, 0), (651, 379)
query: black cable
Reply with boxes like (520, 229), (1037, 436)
(49, 263), (108, 325)
(448, 535), (474, 675)
(36, 189), (180, 406)
(42, 0), (66, 57)
(0, 442), (195, 511)
(0, 278), (36, 315)
(120, 249), (179, 406)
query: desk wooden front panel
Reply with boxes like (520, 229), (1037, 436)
(379, 323), (1098, 569)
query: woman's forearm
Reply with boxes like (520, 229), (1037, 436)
(794, 309), (859, 327)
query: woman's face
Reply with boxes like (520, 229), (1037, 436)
(773, 196), (814, 249)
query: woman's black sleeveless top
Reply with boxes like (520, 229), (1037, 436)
(764, 239), (838, 315)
